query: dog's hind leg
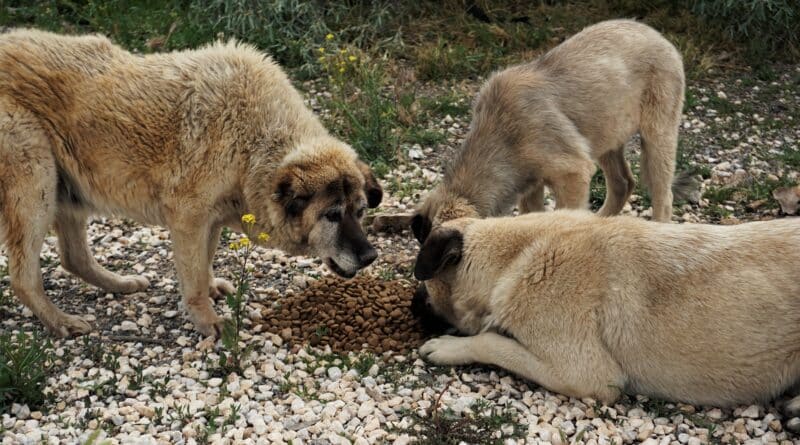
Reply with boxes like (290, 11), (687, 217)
(639, 71), (683, 222)
(548, 161), (595, 211)
(206, 223), (234, 300)
(596, 146), (635, 217)
(0, 104), (90, 336)
(55, 208), (150, 293)
(420, 331), (624, 404)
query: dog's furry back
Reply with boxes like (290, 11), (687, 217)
(0, 29), (326, 226)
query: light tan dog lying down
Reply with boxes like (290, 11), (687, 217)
(413, 211), (800, 412)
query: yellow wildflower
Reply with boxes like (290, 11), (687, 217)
(325, 33), (334, 41)
(241, 214), (256, 225)
(318, 47), (325, 53)
(239, 237), (251, 248)
(318, 56), (326, 63)
(339, 67), (345, 73)
(228, 241), (239, 250)
(339, 48), (347, 54)
(258, 232), (270, 243)
(348, 55), (357, 62)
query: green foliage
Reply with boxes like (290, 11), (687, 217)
(394, 383), (526, 445)
(0, 330), (54, 413)
(693, 0), (799, 64)
(0, 0), (400, 78)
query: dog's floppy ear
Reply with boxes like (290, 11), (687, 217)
(357, 160), (383, 208)
(272, 169), (310, 218)
(411, 213), (433, 244)
(414, 227), (463, 280)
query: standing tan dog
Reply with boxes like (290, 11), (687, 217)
(0, 29), (382, 337)
(412, 20), (685, 243)
(413, 211), (800, 427)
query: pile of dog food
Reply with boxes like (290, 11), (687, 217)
(263, 276), (431, 353)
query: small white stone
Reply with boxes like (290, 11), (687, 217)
(357, 400), (375, 418)
(137, 313), (152, 327)
(119, 320), (139, 332)
(327, 367), (342, 381)
(740, 404), (763, 418)
(207, 378), (223, 388)
(11, 404), (30, 420)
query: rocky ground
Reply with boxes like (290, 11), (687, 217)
(1, 65), (799, 445)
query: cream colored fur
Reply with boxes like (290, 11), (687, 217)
(414, 19), (685, 241)
(417, 211), (800, 410)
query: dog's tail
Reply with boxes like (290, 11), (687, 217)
(672, 169), (703, 204)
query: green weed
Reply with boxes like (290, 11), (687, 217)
(0, 330), (54, 413)
(217, 214), (265, 375)
(394, 381), (526, 444)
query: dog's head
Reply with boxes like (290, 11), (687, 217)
(412, 223), (485, 334)
(258, 138), (382, 278)
(411, 187), (478, 244)
(773, 186), (800, 215)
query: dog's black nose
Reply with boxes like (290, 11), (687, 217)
(358, 247), (378, 267)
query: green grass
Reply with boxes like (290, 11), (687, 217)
(406, 128), (447, 148)
(0, 264), (10, 309)
(393, 383), (526, 444)
(0, 330), (54, 413)
(779, 147), (800, 169)
(3, 0), (796, 168)
(703, 175), (795, 211)
(420, 92), (471, 119)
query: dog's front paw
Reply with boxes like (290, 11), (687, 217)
(193, 314), (227, 338)
(119, 275), (150, 293)
(210, 278), (236, 300)
(46, 312), (93, 338)
(419, 335), (475, 365)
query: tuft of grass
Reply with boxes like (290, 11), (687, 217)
(0, 330), (54, 413)
(589, 170), (607, 212)
(0, 264), (10, 309)
(394, 381), (526, 444)
(703, 175), (795, 213)
(420, 94), (470, 121)
(405, 128), (447, 148)
(779, 147), (800, 169)
(317, 39), (403, 165)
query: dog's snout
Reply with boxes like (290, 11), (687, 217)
(358, 247), (378, 267)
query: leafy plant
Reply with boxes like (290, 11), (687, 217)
(395, 380), (526, 444)
(0, 330), (54, 413)
(693, 0), (799, 63)
(218, 214), (267, 375)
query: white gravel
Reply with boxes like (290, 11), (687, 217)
(1, 66), (799, 444)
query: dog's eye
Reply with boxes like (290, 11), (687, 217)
(325, 210), (342, 222)
(357, 206), (366, 218)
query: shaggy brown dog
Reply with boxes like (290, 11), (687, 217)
(0, 29), (382, 337)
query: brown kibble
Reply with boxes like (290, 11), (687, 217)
(265, 276), (429, 354)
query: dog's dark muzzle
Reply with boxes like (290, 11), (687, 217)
(340, 213), (378, 269)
